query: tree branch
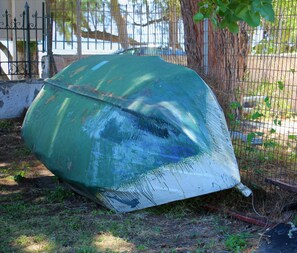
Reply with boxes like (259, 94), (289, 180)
(0, 66), (9, 80)
(0, 42), (12, 80)
(133, 16), (169, 27)
(81, 29), (142, 46)
(0, 42), (13, 60)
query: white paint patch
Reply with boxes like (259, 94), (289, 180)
(102, 150), (242, 212)
(91, 61), (109, 71)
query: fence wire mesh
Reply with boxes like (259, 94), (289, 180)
(234, 0), (297, 188)
(50, 0), (186, 67)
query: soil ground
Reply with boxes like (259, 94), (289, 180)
(0, 119), (295, 253)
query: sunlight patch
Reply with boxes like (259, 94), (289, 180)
(0, 162), (10, 168)
(94, 233), (135, 252)
(14, 235), (53, 252)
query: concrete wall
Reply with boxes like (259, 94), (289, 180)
(0, 80), (43, 119)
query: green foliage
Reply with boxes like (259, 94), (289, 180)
(230, 101), (242, 109)
(250, 111), (264, 120)
(0, 120), (15, 131)
(227, 102), (241, 129)
(228, 78), (293, 160)
(76, 246), (98, 253)
(288, 135), (297, 140)
(293, 215), (297, 226)
(224, 233), (249, 252)
(252, 0), (297, 54)
(13, 171), (26, 183)
(251, 80), (292, 119)
(194, 0), (275, 33)
(46, 186), (74, 203)
(137, 244), (147, 251)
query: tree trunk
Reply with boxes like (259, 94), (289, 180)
(168, 4), (181, 50)
(207, 22), (248, 108)
(110, 0), (129, 49)
(180, 0), (248, 112)
(0, 67), (9, 80)
(180, 0), (204, 74)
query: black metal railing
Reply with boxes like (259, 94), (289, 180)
(0, 2), (46, 80)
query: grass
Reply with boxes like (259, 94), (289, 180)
(0, 119), (277, 252)
(0, 164), (261, 253)
(0, 119), (16, 131)
(225, 233), (251, 253)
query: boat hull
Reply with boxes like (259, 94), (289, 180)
(22, 55), (247, 212)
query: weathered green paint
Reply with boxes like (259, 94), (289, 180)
(22, 55), (242, 212)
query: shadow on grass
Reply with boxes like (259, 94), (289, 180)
(1, 175), (137, 253)
(0, 174), (262, 253)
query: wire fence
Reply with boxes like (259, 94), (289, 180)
(47, 0), (186, 71)
(231, 0), (297, 189)
(52, 2), (183, 50)
(1, 0), (296, 190)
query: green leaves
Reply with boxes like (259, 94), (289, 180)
(288, 135), (297, 140)
(194, 0), (275, 33)
(226, 21), (240, 33)
(273, 118), (281, 126)
(277, 81), (284, 90)
(247, 132), (264, 145)
(251, 111), (264, 120)
(193, 12), (204, 22)
(253, 0), (275, 22)
(264, 96), (271, 108)
(270, 128), (276, 134)
(229, 101), (242, 109)
(14, 171), (26, 183)
(245, 11), (261, 27)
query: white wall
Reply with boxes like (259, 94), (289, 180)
(0, 80), (43, 119)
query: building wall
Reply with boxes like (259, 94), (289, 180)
(0, 80), (43, 119)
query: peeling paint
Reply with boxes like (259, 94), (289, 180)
(0, 100), (4, 108)
(0, 86), (9, 95)
(46, 95), (56, 104)
(34, 88), (40, 97)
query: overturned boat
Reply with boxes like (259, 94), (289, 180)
(22, 55), (251, 212)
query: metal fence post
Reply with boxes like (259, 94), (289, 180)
(25, 2), (31, 79)
(42, 2), (45, 52)
(76, 0), (82, 58)
(203, 18), (208, 75)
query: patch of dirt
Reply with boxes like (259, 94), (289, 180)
(0, 119), (293, 253)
